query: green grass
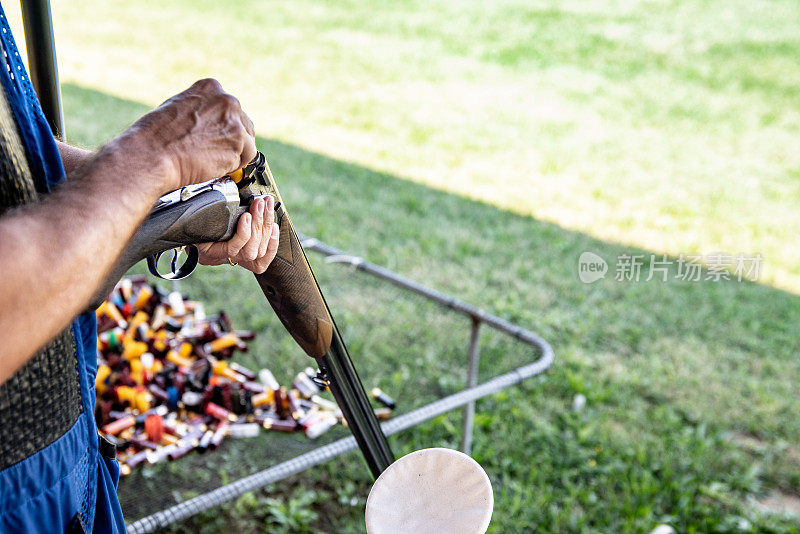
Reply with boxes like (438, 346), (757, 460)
(5, 0), (800, 531)
(32, 0), (800, 292)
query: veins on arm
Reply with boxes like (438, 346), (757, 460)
(0, 140), (167, 384)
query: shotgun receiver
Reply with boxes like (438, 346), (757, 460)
(94, 151), (394, 476)
(88, 174), (248, 307)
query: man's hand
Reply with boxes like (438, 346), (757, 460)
(57, 78), (279, 276)
(196, 195), (280, 274)
(116, 78), (257, 194)
(0, 78), (264, 381)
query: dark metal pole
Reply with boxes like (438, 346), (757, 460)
(19, 0), (64, 139)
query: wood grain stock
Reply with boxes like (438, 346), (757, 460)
(254, 192), (334, 359)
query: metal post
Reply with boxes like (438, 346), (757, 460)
(19, 0), (64, 139)
(459, 318), (481, 455)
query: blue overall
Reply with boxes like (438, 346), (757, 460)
(0, 6), (126, 533)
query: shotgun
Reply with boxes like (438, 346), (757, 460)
(92, 152), (394, 477)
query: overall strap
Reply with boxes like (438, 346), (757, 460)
(0, 62), (82, 472)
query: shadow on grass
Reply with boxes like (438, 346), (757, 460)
(62, 83), (800, 531)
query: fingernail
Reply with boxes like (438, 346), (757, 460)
(267, 195), (274, 209)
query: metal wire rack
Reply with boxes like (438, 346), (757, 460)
(126, 235), (554, 533)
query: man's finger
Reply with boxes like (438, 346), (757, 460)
(252, 224), (280, 274)
(259, 197), (274, 258)
(227, 213), (252, 256)
(264, 222), (280, 261)
(239, 200), (264, 261)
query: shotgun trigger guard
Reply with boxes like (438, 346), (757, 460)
(146, 245), (199, 280)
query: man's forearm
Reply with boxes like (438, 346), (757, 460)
(0, 138), (169, 383)
(56, 140), (94, 174)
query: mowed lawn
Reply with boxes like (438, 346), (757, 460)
(6, 0), (800, 532)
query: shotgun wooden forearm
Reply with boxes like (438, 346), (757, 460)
(245, 160), (334, 359)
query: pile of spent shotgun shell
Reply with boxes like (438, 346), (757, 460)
(95, 276), (395, 476)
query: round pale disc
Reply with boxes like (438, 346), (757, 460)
(365, 448), (493, 534)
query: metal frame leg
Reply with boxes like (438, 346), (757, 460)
(460, 319), (481, 454)
(19, 0), (64, 138)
